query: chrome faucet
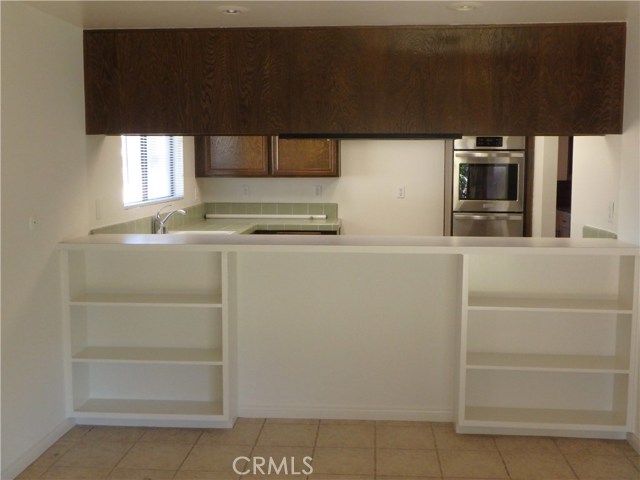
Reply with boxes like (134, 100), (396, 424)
(154, 205), (186, 234)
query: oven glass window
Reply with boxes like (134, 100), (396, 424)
(459, 164), (519, 201)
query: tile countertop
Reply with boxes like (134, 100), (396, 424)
(173, 217), (342, 234)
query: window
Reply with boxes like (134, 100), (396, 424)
(122, 136), (184, 207)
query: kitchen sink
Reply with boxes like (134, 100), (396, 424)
(170, 230), (236, 235)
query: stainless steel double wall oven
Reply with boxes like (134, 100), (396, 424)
(445, 136), (526, 237)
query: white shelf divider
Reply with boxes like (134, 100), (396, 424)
(72, 346), (223, 365)
(468, 295), (632, 314)
(70, 292), (223, 307)
(466, 352), (630, 373)
(465, 406), (628, 429)
(74, 398), (224, 418)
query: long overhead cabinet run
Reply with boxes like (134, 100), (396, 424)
(83, 24), (626, 136)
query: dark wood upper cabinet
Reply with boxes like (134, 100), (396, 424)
(195, 136), (340, 177)
(195, 136), (270, 176)
(273, 139), (339, 177)
(84, 23), (626, 136)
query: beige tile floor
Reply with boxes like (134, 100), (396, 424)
(15, 419), (640, 480)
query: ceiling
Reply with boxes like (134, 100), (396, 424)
(24, 1), (640, 29)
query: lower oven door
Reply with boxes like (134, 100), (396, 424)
(452, 213), (523, 237)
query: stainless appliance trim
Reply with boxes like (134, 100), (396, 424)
(452, 211), (524, 237)
(452, 153), (525, 213)
(454, 151), (524, 159)
(453, 213), (523, 221)
(443, 139), (454, 236)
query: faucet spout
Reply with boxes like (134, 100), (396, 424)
(154, 205), (186, 234)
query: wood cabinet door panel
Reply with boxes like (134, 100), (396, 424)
(193, 30), (285, 134)
(196, 136), (269, 177)
(115, 30), (197, 134)
(496, 24), (625, 135)
(84, 31), (122, 134)
(273, 139), (339, 177)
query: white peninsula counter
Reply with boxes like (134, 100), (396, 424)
(59, 234), (639, 440)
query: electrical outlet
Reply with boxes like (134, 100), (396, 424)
(397, 186), (406, 199)
(242, 185), (250, 196)
(608, 201), (615, 223)
(314, 185), (323, 196)
(29, 214), (39, 230)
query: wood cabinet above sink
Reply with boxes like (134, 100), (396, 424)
(195, 136), (340, 177)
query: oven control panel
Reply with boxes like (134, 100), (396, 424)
(454, 135), (526, 151)
(475, 136), (503, 148)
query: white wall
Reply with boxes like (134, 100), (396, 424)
(1, 2), (88, 477)
(571, 136), (621, 237)
(531, 137), (559, 237)
(199, 140), (446, 235)
(572, 5), (639, 244)
(87, 136), (200, 230)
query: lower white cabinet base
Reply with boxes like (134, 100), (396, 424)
(456, 424), (629, 441)
(74, 416), (234, 429)
(457, 406), (629, 439)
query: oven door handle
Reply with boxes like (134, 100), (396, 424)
(454, 214), (523, 221)
(454, 152), (524, 159)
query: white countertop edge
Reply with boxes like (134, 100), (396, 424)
(58, 234), (640, 255)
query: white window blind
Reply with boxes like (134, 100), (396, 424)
(122, 136), (184, 207)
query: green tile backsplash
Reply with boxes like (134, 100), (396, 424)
(204, 203), (338, 220)
(91, 203), (338, 234)
(582, 225), (618, 239)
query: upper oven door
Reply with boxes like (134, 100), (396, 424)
(453, 151), (525, 213)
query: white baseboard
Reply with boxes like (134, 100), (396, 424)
(627, 432), (640, 454)
(1, 418), (75, 480)
(238, 404), (453, 422)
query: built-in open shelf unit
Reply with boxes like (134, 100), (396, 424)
(60, 246), (237, 427)
(456, 252), (639, 439)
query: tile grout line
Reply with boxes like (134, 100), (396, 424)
(102, 426), (147, 480)
(308, 420), (321, 480)
(431, 423), (444, 480)
(492, 435), (514, 480)
(169, 428), (206, 480)
(247, 418), (267, 479)
(373, 421), (377, 479)
(111, 427), (150, 480)
(551, 437), (577, 480)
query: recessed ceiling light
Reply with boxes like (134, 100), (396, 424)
(217, 5), (248, 15)
(448, 1), (483, 12)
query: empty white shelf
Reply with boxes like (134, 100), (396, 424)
(73, 398), (224, 418)
(467, 295), (632, 313)
(72, 346), (223, 365)
(70, 293), (223, 307)
(465, 406), (627, 428)
(466, 352), (630, 373)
